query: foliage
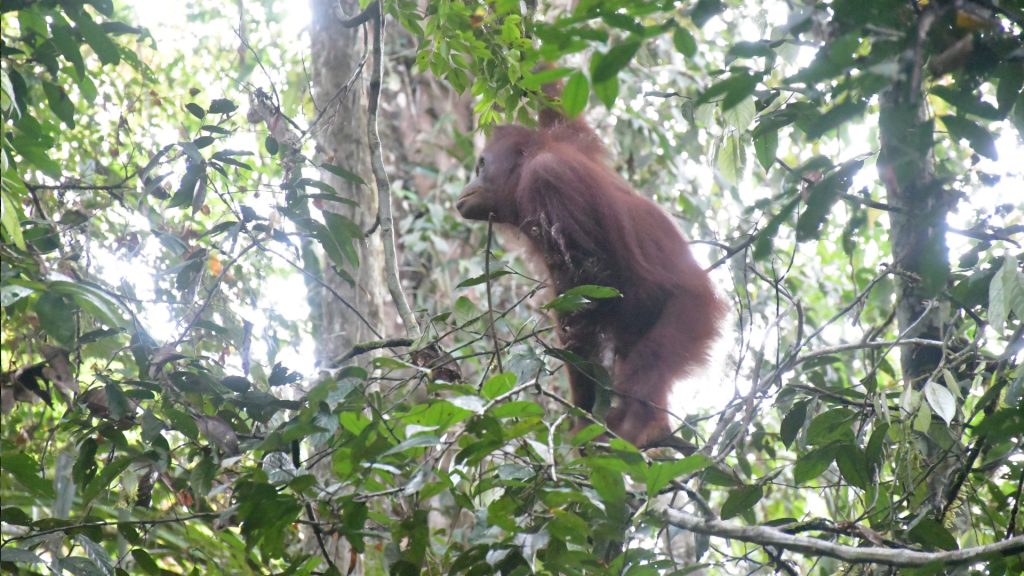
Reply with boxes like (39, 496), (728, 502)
(2, 0), (1023, 575)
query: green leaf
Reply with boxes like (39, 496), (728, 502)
(208, 98), (237, 114)
(323, 211), (363, 268)
(131, 549), (161, 575)
(455, 269), (511, 288)
(35, 291), (78, 346)
(104, 381), (130, 420)
(673, 26), (697, 58)
(193, 135), (215, 149)
(716, 134), (743, 186)
(591, 40), (641, 84)
(721, 484), (763, 520)
(780, 400), (808, 448)
(73, 437), (98, 486)
(0, 452), (55, 499)
(265, 135), (279, 155)
(0, 506), (32, 526)
(170, 162), (204, 209)
(590, 465), (627, 510)
(321, 162), (367, 186)
(48, 280), (126, 328)
(201, 124), (231, 135)
(908, 518), (959, 551)
(482, 372), (515, 400)
(701, 71), (759, 111)
(521, 66), (572, 90)
(43, 82), (75, 128)
(996, 63), (1024, 115)
(0, 547), (44, 565)
(754, 130), (777, 173)
(0, 189), (27, 251)
(562, 71), (589, 118)
(296, 177), (335, 195)
(234, 481), (302, 557)
(544, 284), (621, 313)
(834, 444), (871, 490)
(549, 508), (591, 544)
(793, 445), (835, 484)
(83, 456), (133, 504)
(753, 197), (798, 260)
(722, 96), (755, 130)
(913, 401), (932, 433)
(382, 434), (442, 456)
(865, 423), (889, 473)
(729, 41), (776, 60)
(50, 23), (86, 79)
(69, 9), (120, 66)
(692, 0), (725, 27)
(592, 74), (620, 109)
(87, 0), (115, 16)
(491, 401), (544, 419)
(646, 454), (713, 495)
(571, 423), (606, 446)
(806, 408), (856, 445)
(802, 100), (867, 140)
(185, 102), (206, 119)
(930, 86), (1001, 120)
(940, 115), (997, 160)
(0, 284), (34, 307)
(923, 380), (957, 426)
(221, 375), (252, 393)
(795, 158), (864, 242)
(341, 500), (369, 552)
(989, 255), (1024, 333)
(453, 295), (479, 326)
(165, 406), (199, 440)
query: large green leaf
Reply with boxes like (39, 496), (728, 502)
(591, 40), (640, 84)
(940, 115), (998, 159)
(562, 71), (589, 118)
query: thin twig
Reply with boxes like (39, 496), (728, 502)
(485, 217), (504, 373)
(1, 513), (220, 545)
(332, 337), (415, 365)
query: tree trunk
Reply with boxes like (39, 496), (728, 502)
(303, 0), (385, 571)
(877, 7), (951, 390)
(877, 5), (959, 517)
(310, 0), (384, 361)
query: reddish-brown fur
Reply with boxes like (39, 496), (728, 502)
(456, 91), (725, 448)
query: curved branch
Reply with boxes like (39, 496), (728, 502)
(343, 0), (420, 338)
(339, 1), (379, 28)
(666, 508), (1024, 567)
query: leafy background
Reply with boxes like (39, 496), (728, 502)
(1, 0), (1022, 574)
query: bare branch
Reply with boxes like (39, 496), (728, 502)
(666, 508), (1024, 567)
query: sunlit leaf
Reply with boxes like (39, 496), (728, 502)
(673, 26), (697, 57)
(69, 9), (120, 65)
(924, 380), (957, 426)
(941, 115), (998, 159)
(754, 129), (777, 173)
(562, 71), (589, 118)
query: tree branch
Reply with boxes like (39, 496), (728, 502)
(665, 508), (1024, 567)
